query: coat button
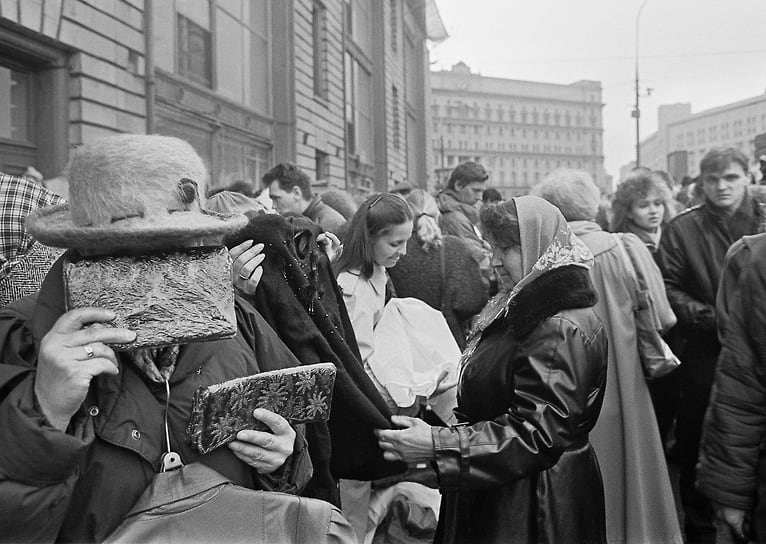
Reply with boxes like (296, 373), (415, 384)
(88, 406), (99, 417)
(131, 429), (141, 440)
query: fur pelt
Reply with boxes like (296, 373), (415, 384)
(67, 135), (208, 227)
(227, 214), (404, 502)
(507, 265), (598, 338)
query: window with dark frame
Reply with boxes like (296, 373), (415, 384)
(315, 149), (330, 181)
(312, 1), (328, 99)
(390, 0), (397, 52)
(177, 14), (212, 88)
(393, 85), (400, 149)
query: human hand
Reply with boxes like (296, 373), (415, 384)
(317, 232), (343, 262)
(375, 415), (435, 464)
(228, 408), (296, 474)
(231, 240), (265, 295)
(432, 369), (457, 396)
(35, 308), (137, 431)
(714, 505), (749, 543)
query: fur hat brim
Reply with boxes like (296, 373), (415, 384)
(26, 203), (248, 253)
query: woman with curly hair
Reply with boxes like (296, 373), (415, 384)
(610, 168), (677, 252)
(611, 169), (681, 452)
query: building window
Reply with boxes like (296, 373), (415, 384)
(346, 0), (373, 57)
(0, 65), (32, 143)
(315, 149), (330, 181)
(177, 14), (212, 87)
(313, 1), (329, 99)
(390, 0), (397, 52)
(345, 52), (374, 162)
(392, 85), (400, 149)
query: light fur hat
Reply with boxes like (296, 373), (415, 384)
(26, 134), (248, 253)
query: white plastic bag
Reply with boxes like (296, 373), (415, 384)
(369, 298), (460, 411)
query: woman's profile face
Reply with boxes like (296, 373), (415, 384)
(372, 220), (413, 268)
(627, 190), (665, 231)
(490, 243), (523, 291)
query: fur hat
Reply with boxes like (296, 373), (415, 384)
(26, 134), (247, 253)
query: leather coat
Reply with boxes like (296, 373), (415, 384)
(431, 266), (608, 544)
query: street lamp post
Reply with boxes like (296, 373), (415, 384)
(633, 0), (649, 168)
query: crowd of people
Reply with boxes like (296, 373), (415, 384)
(0, 136), (765, 544)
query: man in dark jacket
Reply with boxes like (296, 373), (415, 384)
(263, 162), (346, 233)
(698, 233), (766, 544)
(436, 161), (492, 287)
(657, 147), (766, 543)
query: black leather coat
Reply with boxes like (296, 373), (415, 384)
(432, 266), (608, 544)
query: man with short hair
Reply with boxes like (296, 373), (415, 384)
(436, 161), (492, 284)
(657, 147), (766, 544)
(262, 162), (346, 233)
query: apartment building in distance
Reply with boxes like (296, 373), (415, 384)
(631, 94), (766, 182)
(430, 62), (608, 197)
(0, 0), (446, 197)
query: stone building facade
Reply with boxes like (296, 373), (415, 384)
(0, 0), (445, 197)
(430, 62), (608, 196)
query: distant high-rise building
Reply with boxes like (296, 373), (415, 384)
(630, 95), (766, 180)
(430, 62), (608, 196)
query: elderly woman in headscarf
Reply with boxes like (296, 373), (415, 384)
(532, 169), (683, 544)
(375, 195), (608, 544)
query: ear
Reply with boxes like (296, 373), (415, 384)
(291, 186), (304, 199)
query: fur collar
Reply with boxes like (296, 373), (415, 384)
(506, 265), (597, 338)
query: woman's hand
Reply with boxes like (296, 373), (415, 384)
(35, 308), (137, 431)
(375, 415), (436, 464)
(713, 504), (749, 543)
(432, 369), (457, 396)
(228, 408), (296, 474)
(231, 241), (265, 295)
(317, 232), (343, 262)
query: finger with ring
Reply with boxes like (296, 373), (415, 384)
(83, 344), (95, 359)
(239, 269), (252, 280)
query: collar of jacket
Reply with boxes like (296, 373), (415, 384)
(701, 190), (759, 222)
(436, 189), (479, 224)
(504, 265), (597, 338)
(302, 195), (323, 220)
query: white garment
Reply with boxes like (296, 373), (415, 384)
(336, 265), (387, 364)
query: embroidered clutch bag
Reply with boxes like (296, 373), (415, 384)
(63, 247), (236, 350)
(186, 362), (336, 454)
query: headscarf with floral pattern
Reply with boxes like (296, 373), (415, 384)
(461, 195), (594, 364)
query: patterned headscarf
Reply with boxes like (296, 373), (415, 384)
(461, 195), (593, 363)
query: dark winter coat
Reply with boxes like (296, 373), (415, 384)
(698, 233), (766, 541)
(227, 214), (403, 498)
(656, 194), (766, 462)
(388, 235), (488, 348)
(432, 265), (608, 544)
(0, 257), (312, 543)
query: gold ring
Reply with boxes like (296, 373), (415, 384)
(238, 271), (251, 280)
(83, 344), (95, 359)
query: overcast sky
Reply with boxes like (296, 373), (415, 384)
(430, 0), (766, 181)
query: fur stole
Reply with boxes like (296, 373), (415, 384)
(506, 265), (597, 338)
